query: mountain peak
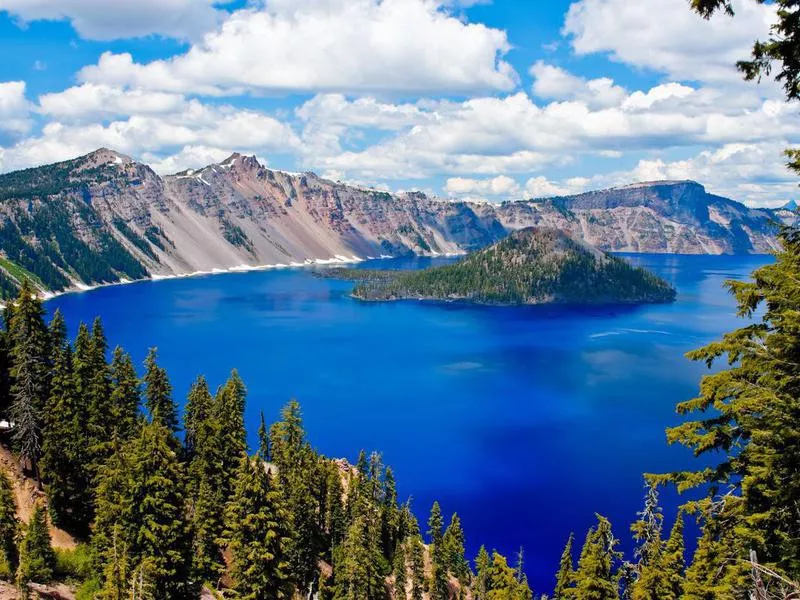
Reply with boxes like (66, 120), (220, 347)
(81, 148), (132, 169)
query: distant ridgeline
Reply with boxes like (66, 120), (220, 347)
(327, 228), (677, 305)
(0, 149), (793, 297)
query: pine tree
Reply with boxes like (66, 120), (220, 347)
(48, 309), (66, 354)
(443, 513), (470, 583)
(409, 536), (425, 600)
(17, 504), (55, 585)
(427, 501), (448, 600)
(326, 462), (346, 551)
(213, 371), (248, 479)
(91, 437), (133, 595)
(86, 317), (113, 461)
(269, 400), (323, 591)
(393, 540), (408, 599)
(40, 344), (93, 537)
(126, 421), (194, 599)
(660, 513), (685, 600)
(334, 514), (386, 600)
(655, 228), (800, 577)
(9, 280), (50, 484)
(143, 349), (179, 435)
(474, 545), (491, 600)
(183, 376), (212, 462)
(554, 534), (575, 599)
(108, 347), (141, 441)
(257, 411), (270, 462)
(186, 380), (226, 582)
(226, 455), (293, 600)
(381, 466), (399, 559)
(571, 516), (620, 600)
(0, 471), (18, 578)
(486, 551), (532, 600)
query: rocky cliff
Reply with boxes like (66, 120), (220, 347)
(0, 150), (789, 294)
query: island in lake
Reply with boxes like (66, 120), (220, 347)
(324, 227), (677, 305)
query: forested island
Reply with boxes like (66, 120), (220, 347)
(325, 228), (676, 305)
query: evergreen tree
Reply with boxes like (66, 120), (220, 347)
(381, 466), (399, 560)
(47, 309), (66, 354)
(443, 513), (470, 583)
(554, 534), (575, 599)
(183, 376), (212, 462)
(486, 551), (532, 600)
(91, 437), (133, 595)
(656, 228), (800, 579)
(0, 470), (18, 578)
(570, 516), (620, 600)
(16, 504), (55, 585)
(8, 280), (50, 484)
(186, 380), (226, 583)
(409, 536), (425, 600)
(143, 348), (179, 435)
(40, 344), (93, 536)
(269, 400), (323, 591)
(334, 514), (386, 600)
(474, 545), (491, 600)
(427, 501), (448, 600)
(660, 513), (685, 600)
(126, 422), (194, 599)
(86, 317), (113, 463)
(393, 540), (408, 599)
(108, 347), (141, 441)
(226, 455), (292, 600)
(213, 371), (248, 480)
(326, 462), (346, 551)
(257, 411), (270, 462)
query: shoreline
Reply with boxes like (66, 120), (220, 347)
(37, 254), (370, 304)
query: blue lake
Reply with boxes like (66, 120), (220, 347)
(45, 253), (771, 594)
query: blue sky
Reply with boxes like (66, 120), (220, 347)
(0, 0), (796, 206)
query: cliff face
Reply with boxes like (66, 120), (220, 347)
(494, 181), (784, 254)
(0, 150), (789, 293)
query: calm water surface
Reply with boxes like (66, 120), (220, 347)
(46, 253), (771, 593)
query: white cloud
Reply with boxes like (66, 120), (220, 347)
(530, 61), (626, 109)
(0, 81), (32, 135)
(445, 175), (521, 197)
(622, 83), (695, 110)
(0, 100), (300, 174)
(525, 176), (588, 198)
(0, 0), (226, 41)
(563, 0), (777, 87)
(38, 84), (186, 120)
(78, 0), (517, 96)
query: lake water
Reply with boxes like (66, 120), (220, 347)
(45, 253), (771, 594)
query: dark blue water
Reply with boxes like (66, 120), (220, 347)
(45, 253), (770, 594)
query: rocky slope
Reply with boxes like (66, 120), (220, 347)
(333, 228), (676, 305)
(491, 180), (785, 254)
(0, 150), (789, 294)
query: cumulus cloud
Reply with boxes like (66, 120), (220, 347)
(78, 0), (517, 96)
(563, 0), (777, 87)
(38, 84), (186, 120)
(445, 175), (521, 198)
(530, 61), (626, 108)
(0, 81), (32, 135)
(0, 0), (226, 41)
(0, 100), (300, 174)
(524, 176), (589, 198)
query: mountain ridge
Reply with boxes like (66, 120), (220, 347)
(0, 149), (790, 294)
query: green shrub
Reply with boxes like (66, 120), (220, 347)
(54, 544), (93, 580)
(75, 576), (101, 600)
